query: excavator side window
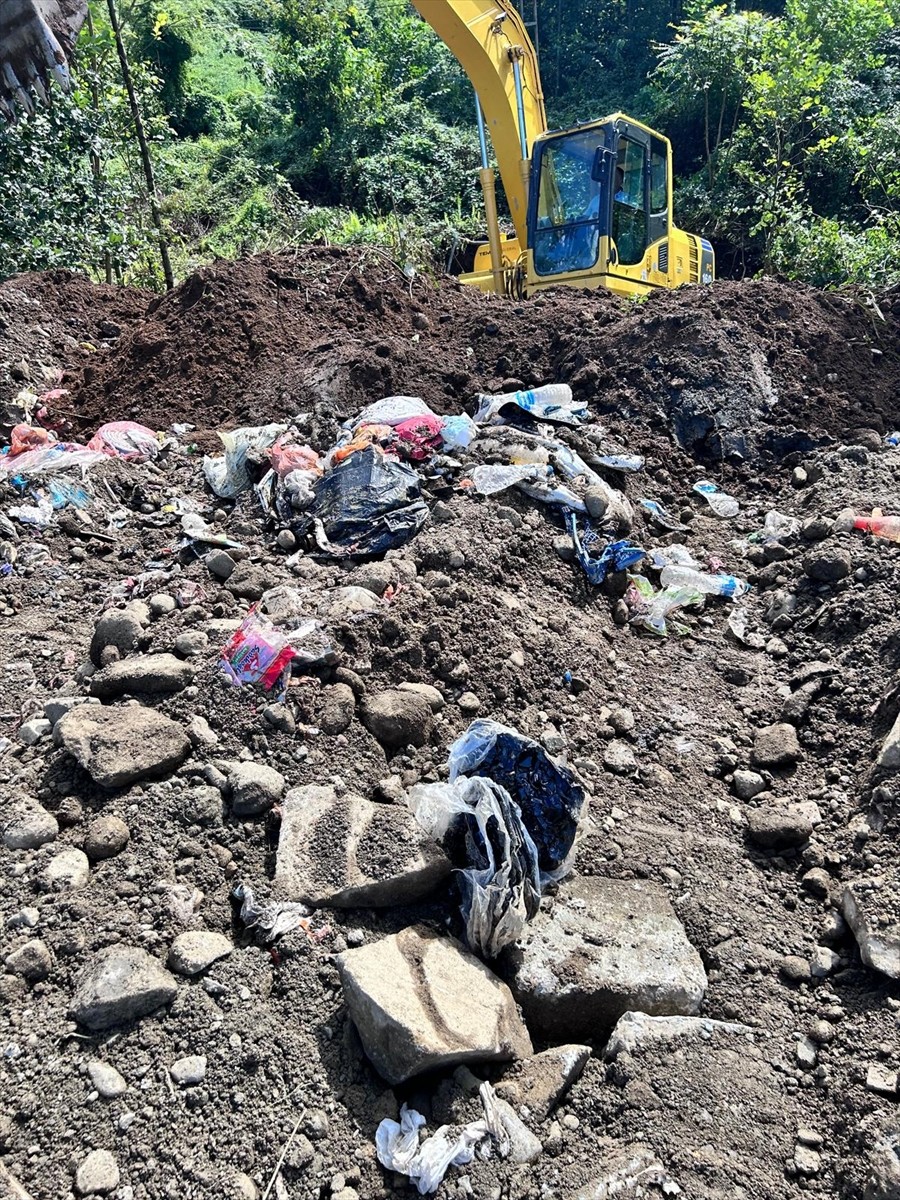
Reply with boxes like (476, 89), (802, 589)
(612, 137), (648, 266)
(531, 130), (607, 276)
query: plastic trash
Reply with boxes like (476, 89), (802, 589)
(0, 443), (107, 477)
(181, 513), (243, 548)
(409, 776), (541, 958)
(376, 1084), (508, 1196)
(659, 563), (749, 598)
(309, 446), (429, 558)
(221, 608), (298, 697)
(10, 424), (53, 454)
(625, 573), (704, 637)
(728, 606), (766, 649)
(885, 432), (900, 447)
(447, 719), (585, 876)
(257, 586), (336, 666)
(639, 497), (687, 532)
(87, 421), (160, 461)
(47, 479), (90, 509)
(352, 396), (434, 429)
(474, 384), (588, 427)
(516, 478), (587, 512)
(649, 543), (700, 569)
(594, 453), (645, 472)
(269, 439), (321, 480)
(753, 510), (800, 544)
(470, 463), (551, 495)
(8, 494), (53, 527)
(834, 507), (900, 544)
(230, 882), (323, 944)
(693, 479), (740, 518)
(440, 414), (478, 450)
(567, 512), (645, 585)
(203, 423), (287, 499)
(393, 414), (445, 460)
(506, 443), (550, 466)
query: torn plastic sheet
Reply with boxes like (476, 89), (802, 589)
(0, 443), (108, 477)
(309, 446), (428, 558)
(87, 421), (160, 461)
(447, 719), (585, 876)
(409, 776), (542, 959)
(728, 605), (766, 649)
(257, 587), (336, 666)
(567, 512), (645, 585)
(231, 882), (328, 944)
(181, 513), (244, 549)
(470, 463), (551, 495)
(376, 1084), (508, 1195)
(625, 574), (704, 638)
(639, 497), (687, 533)
(474, 384), (588, 427)
(203, 424), (287, 499)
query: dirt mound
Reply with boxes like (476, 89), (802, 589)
(4, 253), (900, 1200)
(6, 248), (893, 456)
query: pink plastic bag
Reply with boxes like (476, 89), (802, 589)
(221, 609), (297, 697)
(393, 414), (444, 461)
(269, 440), (321, 479)
(88, 421), (160, 461)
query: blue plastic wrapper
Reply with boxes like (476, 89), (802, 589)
(566, 512), (645, 585)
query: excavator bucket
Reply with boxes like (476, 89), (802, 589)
(0, 0), (88, 122)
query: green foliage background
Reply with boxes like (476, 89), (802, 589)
(2, 0), (900, 288)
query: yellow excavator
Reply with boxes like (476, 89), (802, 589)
(1, 0), (714, 298)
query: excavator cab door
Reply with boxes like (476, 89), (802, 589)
(607, 120), (671, 293)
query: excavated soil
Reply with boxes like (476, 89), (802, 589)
(1, 249), (900, 1200)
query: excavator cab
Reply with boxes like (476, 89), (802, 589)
(526, 115), (714, 297)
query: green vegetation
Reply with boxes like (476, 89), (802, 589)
(2, 0), (900, 288)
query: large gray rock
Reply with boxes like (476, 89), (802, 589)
(336, 925), (532, 1084)
(360, 689), (433, 750)
(55, 705), (191, 788)
(843, 879), (900, 979)
(90, 603), (147, 664)
(167, 931), (233, 977)
(89, 653), (195, 700)
(750, 722), (801, 769)
(70, 946), (177, 1030)
(75, 1149), (120, 1196)
(4, 939), (52, 981)
(319, 683), (356, 735)
(44, 848), (90, 890)
(746, 805), (813, 849)
(494, 1043), (591, 1122)
(3, 806), (58, 850)
(502, 877), (707, 1040)
(227, 761), (286, 816)
(275, 785), (450, 907)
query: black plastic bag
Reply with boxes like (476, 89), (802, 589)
(309, 446), (429, 558)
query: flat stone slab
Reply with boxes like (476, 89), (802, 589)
(90, 653), (195, 700)
(55, 705), (191, 788)
(70, 946), (177, 1030)
(275, 785), (450, 907)
(337, 924), (532, 1084)
(605, 1011), (755, 1058)
(843, 876), (900, 978)
(501, 876), (707, 1040)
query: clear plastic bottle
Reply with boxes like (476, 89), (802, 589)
(834, 507), (900, 544)
(659, 563), (750, 598)
(693, 479), (740, 519)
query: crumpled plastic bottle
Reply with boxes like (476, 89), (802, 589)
(659, 563), (749, 598)
(834, 507), (900, 544)
(693, 479), (740, 518)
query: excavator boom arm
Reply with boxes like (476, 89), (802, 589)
(0, 0), (88, 120)
(409, 0), (546, 246)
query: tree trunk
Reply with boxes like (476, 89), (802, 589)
(105, 0), (174, 290)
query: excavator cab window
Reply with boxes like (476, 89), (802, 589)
(612, 137), (648, 266)
(531, 128), (609, 276)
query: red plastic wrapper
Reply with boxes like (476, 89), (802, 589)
(269, 440), (321, 479)
(10, 424), (55, 455)
(221, 609), (297, 696)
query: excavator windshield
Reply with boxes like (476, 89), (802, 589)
(530, 126), (613, 277)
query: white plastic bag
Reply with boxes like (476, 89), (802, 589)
(352, 396), (434, 429)
(408, 777), (541, 958)
(203, 424), (287, 498)
(470, 463), (550, 495)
